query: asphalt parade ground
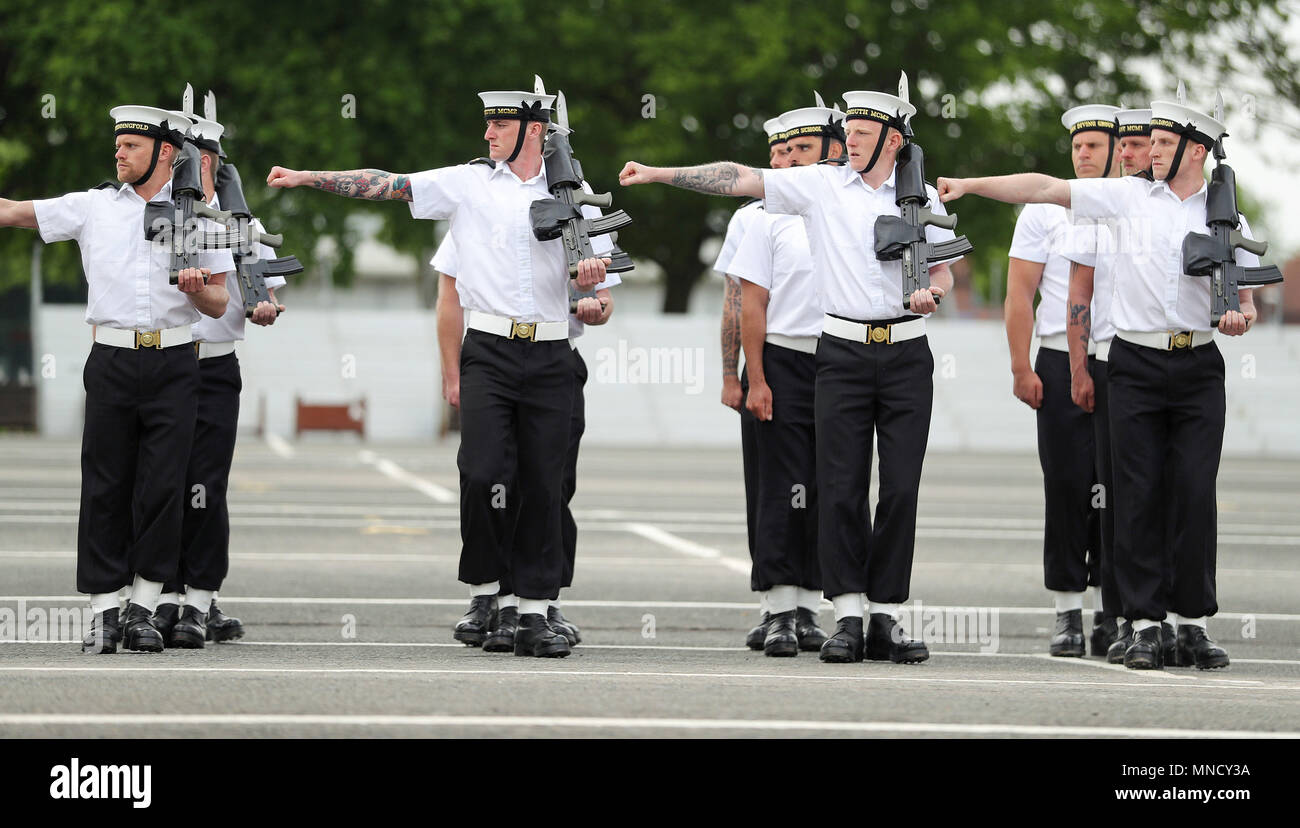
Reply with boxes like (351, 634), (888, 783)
(1, 435), (1298, 740)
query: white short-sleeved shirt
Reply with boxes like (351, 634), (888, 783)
(194, 196), (286, 343)
(1064, 220), (1118, 343)
(727, 209), (824, 338)
(1070, 176), (1260, 333)
(409, 160), (612, 324)
(763, 162), (961, 320)
(33, 180), (236, 331)
(430, 231), (620, 341)
(713, 199), (764, 278)
(1008, 203), (1100, 337)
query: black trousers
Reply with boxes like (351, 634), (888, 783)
(456, 330), (574, 601)
(738, 365), (759, 589)
(815, 324), (932, 602)
(77, 342), (198, 594)
(748, 343), (820, 592)
(164, 352), (241, 594)
(1035, 348), (1100, 593)
(1088, 355), (1123, 620)
(1107, 338), (1224, 621)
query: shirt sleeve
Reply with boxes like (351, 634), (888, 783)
(431, 232), (458, 276)
(32, 190), (95, 244)
(712, 207), (751, 276)
(1008, 204), (1049, 263)
(1069, 177), (1131, 221)
(198, 217), (236, 274)
(1234, 214), (1262, 268)
(408, 165), (474, 221)
(923, 183), (962, 266)
(1062, 218), (1099, 267)
(762, 166), (823, 217)
(727, 215), (775, 290)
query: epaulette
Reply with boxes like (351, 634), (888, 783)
(93, 180), (118, 191)
(739, 197), (761, 208)
(468, 157), (494, 166)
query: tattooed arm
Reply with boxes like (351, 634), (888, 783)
(620, 161), (765, 199)
(1067, 262), (1096, 412)
(720, 277), (744, 411)
(266, 167), (413, 202)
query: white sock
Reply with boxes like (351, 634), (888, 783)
(186, 588), (214, 615)
(831, 593), (864, 621)
(498, 594), (519, 609)
(158, 592), (180, 607)
(129, 576), (163, 613)
(90, 593), (119, 614)
(1052, 590), (1085, 613)
(518, 598), (548, 617)
(1089, 586), (1102, 614)
(797, 588), (822, 613)
(1167, 613), (1180, 627)
(120, 585), (132, 602)
(767, 585), (797, 615)
(469, 582), (500, 598)
(1132, 619), (1160, 632)
(550, 597), (561, 608)
(868, 601), (900, 619)
(213, 591), (220, 601)
(1180, 616), (1206, 629)
(759, 592), (770, 614)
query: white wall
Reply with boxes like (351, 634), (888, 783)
(35, 305), (1300, 456)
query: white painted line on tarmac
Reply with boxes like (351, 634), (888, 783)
(0, 713), (1293, 738)
(265, 433), (295, 459)
(621, 522), (750, 575)
(358, 450), (455, 503)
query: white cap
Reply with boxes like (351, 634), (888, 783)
(109, 105), (189, 147)
(780, 97), (846, 139)
(479, 90), (556, 122)
(1150, 99), (1227, 148)
(841, 90), (916, 127)
(1061, 104), (1119, 136)
(1116, 108), (1153, 137)
(763, 116), (788, 144)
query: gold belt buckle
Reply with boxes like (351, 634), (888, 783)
(1170, 331), (1191, 350)
(868, 324), (892, 345)
(511, 322), (536, 341)
(135, 330), (161, 349)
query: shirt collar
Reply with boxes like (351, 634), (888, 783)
(492, 159), (547, 186)
(1148, 177), (1207, 203)
(840, 160), (896, 192)
(122, 178), (173, 203)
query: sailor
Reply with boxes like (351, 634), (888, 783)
(267, 78), (609, 657)
(620, 77), (960, 664)
(0, 105), (233, 653)
(939, 92), (1260, 670)
(1004, 104), (1118, 657)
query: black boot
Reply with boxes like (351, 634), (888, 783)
(453, 595), (498, 647)
(818, 616), (864, 663)
(1050, 609), (1085, 657)
(795, 607), (828, 652)
(81, 607), (121, 655)
(513, 612), (571, 658)
(151, 603), (180, 648)
(170, 605), (207, 649)
(1161, 622), (1177, 667)
(1090, 613), (1118, 657)
(121, 603), (164, 653)
(745, 612), (770, 650)
(866, 613), (930, 664)
(206, 600), (245, 642)
(763, 610), (799, 657)
(547, 605), (580, 647)
(1175, 625), (1229, 670)
(1106, 620), (1132, 664)
(1122, 625), (1163, 670)
(482, 607), (519, 653)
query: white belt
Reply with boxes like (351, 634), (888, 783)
(821, 315), (925, 345)
(196, 341), (236, 359)
(1094, 339), (1112, 362)
(1117, 329), (1215, 351)
(764, 333), (819, 355)
(94, 325), (192, 350)
(466, 310), (568, 342)
(1038, 333), (1070, 352)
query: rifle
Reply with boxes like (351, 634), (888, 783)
(872, 74), (973, 310)
(529, 91), (633, 312)
(215, 162), (304, 317)
(1181, 106), (1281, 324)
(142, 142), (232, 284)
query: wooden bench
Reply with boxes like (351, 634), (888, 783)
(295, 396), (365, 439)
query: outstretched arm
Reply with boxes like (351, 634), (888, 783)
(620, 161), (765, 199)
(266, 167), (413, 202)
(938, 173), (1070, 208)
(0, 198), (38, 229)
